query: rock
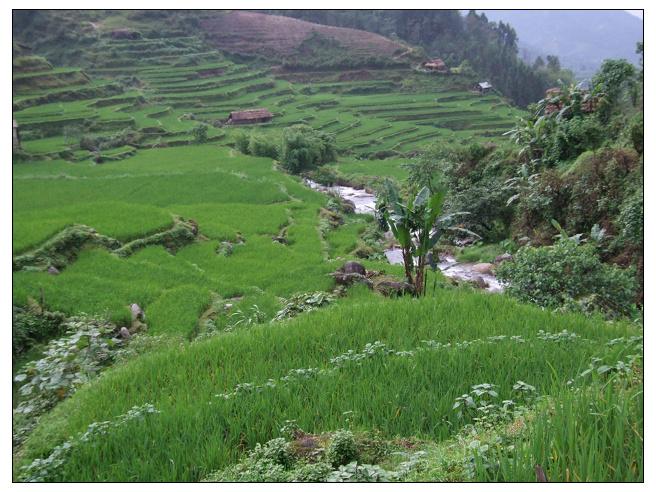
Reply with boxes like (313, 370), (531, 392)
(119, 327), (131, 339)
(374, 279), (414, 297)
(330, 271), (373, 288)
(272, 236), (288, 245)
(342, 200), (356, 214)
(472, 263), (494, 275)
(471, 276), (489, 289)
(130, 303), (145, 322)
(495, 253), (513, 264)
(341, 261), (366, 276)
(47, 266), (60, 275)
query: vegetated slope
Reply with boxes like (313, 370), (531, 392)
(15, 289), (641, 481)
(12, 145), (358, 333)
(200, 11), (411, 61)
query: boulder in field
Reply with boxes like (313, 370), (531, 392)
(47, 266), (60, 275)
(119, 327), (131, 339)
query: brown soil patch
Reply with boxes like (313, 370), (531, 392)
(200, 11), (407, 59)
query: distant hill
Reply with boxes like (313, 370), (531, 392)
(200, 11), (413, 62)
(481, 10), (643, 78)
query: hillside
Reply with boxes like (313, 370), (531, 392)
(482, 10), (643, 78)
(201, 11), (412, 62)
(11, 9), (643, 484)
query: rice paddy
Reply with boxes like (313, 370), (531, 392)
(12, 21), (642, 483)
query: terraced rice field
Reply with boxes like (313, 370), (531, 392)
(13, 33), (522, 162)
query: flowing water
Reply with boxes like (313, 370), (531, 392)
(306, 179), (504, 292)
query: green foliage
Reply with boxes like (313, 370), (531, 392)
(13, 225), (121, 272)
(273, 291), (337, 322)
(379, 181), (477, 293)
(247, 132), (279, 159)
(615, 189), (643, 247)
(592, 59), (637, 123)
(13, 306), (66, 359)
(19, 404), (160, 482)
(547, 116), (604, 161)
(496, 237), (636, 318)
(190, 123), (208, 143)
(13, 315), (123, 446)
(279, 124), (337, 174)
(326, 429), (358, 467)
(14, 291), (640, 481)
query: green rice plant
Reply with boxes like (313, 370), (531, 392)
(15, 292), (638, 481)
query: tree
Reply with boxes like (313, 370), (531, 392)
(279, 124), (336, 174)
(191, 123), (208, 143)
(378, 182), (476, 295)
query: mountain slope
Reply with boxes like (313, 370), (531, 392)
(200, 11), (412, 61)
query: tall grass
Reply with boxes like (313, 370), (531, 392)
(16, 291), (638, 481)
(472, 379), (643, 482)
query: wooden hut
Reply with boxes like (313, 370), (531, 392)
(476, 81), (493, 94)
(226, 108), (273, 125)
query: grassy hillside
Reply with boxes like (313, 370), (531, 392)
(15, 290), (641, 481)
(12, 9), (643, 484)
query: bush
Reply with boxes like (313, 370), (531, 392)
(234, 131), (250, 154)
(191, 123), (208, 143)
(326, 429), (358, 467)
(496, 239), (636, 318)
(248, 132), (279, 159)
(547, 116), (604, 162)
(615, 189), (643, 247)
(12, 306), (66, 359)
(279, 124), (337, 174)
(629, 113), (643, 154)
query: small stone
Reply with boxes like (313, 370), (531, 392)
(119, 327), (131, 339)
(47, 266), (60, 275)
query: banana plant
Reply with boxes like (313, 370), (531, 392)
(380, 181), (479, 296)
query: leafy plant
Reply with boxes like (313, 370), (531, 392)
(497, 235), (636, 318)
(378, 181), (477, 295)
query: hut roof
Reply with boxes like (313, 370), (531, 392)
(228, 108), (273, 122)
(478, 81), (492, 90)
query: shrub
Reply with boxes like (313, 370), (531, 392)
(12, 306), (66, 359)
(191, 123), (208, 143)
(615, 189), (643, 247)
(248, 132), (279, 159)
(279, 124), (337, 174)
(326, 429), (358, 467)
(629, 113), (643, 154)
(496, 239), (636, 318)
(234, 131), (250, 154)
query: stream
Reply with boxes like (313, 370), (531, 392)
(306, 179), (504, 293)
